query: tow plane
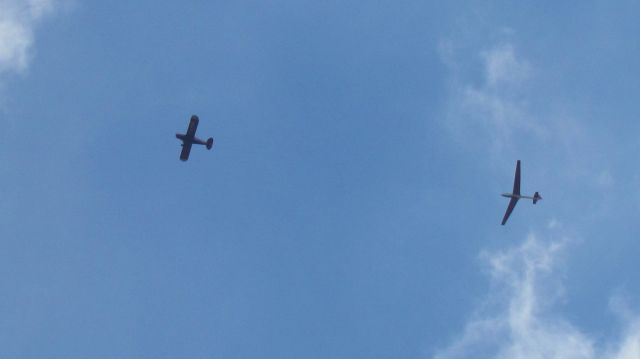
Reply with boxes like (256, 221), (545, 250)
(175, 115), (214, 161)
(501, 160), (542, 225)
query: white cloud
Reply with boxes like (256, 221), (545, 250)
(441, 41), (546, 157)
(606, 323), (640, 359)
(548, 218), (561, 229)
(433, 235), (640, 359)
(597, 170), (614, 188)
(482, 44), (531, 88)
(440, 40), (604, 170)
(0, 0), (54, 75)
(604, 297), (640, 359)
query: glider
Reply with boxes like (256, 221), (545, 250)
(175, 115), (214, 161)
(501, 160), (542, 225)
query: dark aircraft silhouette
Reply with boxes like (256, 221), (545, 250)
(501, 160), (542, 225)
(175, 115), (214, 161)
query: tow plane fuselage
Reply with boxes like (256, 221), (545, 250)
(175, 115), (214, 161)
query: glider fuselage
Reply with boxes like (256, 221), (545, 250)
(501, 193), (536, 200)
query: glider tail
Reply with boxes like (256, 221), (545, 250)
(206, 137), (214, 150)
(533, 192), (542, 204)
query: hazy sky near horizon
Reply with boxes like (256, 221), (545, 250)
(3, 1), (640, 358)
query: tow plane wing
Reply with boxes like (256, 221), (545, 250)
(180, 142), (193, 161)
(186, 115), (199, 137)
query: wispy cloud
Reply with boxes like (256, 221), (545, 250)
(482, 43), (531, 88)
(0, 0), (55, 75)
(439, 38), (601, 165)
(433, 234), (640, 359)
(441, 40), (545, 157)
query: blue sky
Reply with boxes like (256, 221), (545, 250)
(2, 1), (640, 358)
